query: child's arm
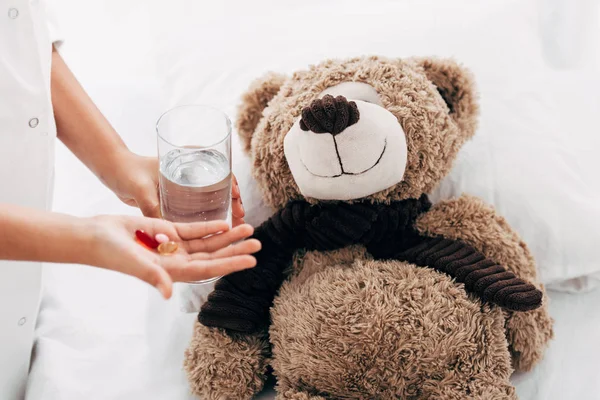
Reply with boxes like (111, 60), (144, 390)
(50, 46), (245, 224)
(50, 46), (160, 216)
(0, 203), (92, 265)
(0, 203), (260, 298)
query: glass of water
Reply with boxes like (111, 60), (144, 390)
(157, 105), (232, 227)
(156, 105), (232, 311)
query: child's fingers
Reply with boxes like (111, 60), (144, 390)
(190, 238), (261, 260)
(231, 174), (245, 223)
(232, 197), (245, 219)
(128, 254), (173, 299)
(185, 224), (254, 253)
(232, 175), (240, 199)
(168, 255), (257, 282)
(153, 268), (173, 299)
(173, 220), (230, 240)
(138, 197), (161, 219)
(232, 216), (245, 228)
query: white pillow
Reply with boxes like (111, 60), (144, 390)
(150, 0), (599, 291)
(431, 71), (600, 291)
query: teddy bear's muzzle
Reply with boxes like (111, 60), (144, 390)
(299, 95), (360, 135)
(284, 93), (408, 201)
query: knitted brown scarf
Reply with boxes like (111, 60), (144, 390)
(199, 195), (542, 333)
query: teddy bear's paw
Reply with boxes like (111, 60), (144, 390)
(275, 388), (325, 400)
(184, 322), (271, 399)
(505, 304), (554, 372)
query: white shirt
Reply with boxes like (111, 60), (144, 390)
(0, 1), (62, 399)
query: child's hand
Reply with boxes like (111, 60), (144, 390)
(108, 153), (246, 226)
(86, 215), (260, 299)
(110, 154), (161, 217)
(231, 174), (245, 227)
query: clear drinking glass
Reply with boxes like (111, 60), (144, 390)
(156, 105), (232, 312)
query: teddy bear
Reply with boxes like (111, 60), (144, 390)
(183, 56), (554, 399)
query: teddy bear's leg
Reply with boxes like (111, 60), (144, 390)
(416, 195), (554, 372)
(276, 383), (514, 400)
(184, 321), (270, 399)
(427, 379), (517, 400)
(274, 388), (325, 400)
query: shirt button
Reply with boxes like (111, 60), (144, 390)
(18, 317), (26, 326)
(29, 118), (39, 128)
(8, 8), (19, 19)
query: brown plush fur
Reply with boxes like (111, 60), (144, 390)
(237, 72), (287, 154)
(270, 248), (515, 399)
(277, 391), (325, 400)
(416, 195), (554, 372)
(409, 57), (479, 138)
(184, 325), (271, 399)
(184, 56), (552, 399)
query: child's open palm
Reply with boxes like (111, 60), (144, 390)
(89, 215), (260, 298)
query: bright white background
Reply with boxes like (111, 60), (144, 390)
(28, 1), (600, 399)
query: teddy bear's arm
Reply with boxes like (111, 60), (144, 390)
(415, 194), (554, 371)
(199, 205), (302, 333)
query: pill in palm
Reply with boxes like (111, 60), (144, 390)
(158, 241), (178, 255)
(135, 230), (160, 249)
(155, 233), (169, 244)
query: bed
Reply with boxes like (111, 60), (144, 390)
(26, 0), (600, 399)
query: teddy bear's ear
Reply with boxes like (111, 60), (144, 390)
(412, 57), (479, 138)
(236, 72), (287, 153)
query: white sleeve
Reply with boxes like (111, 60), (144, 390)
(40, 0), (64, 48)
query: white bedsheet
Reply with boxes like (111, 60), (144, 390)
(26, 0), (600, 399)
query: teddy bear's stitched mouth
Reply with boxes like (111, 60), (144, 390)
(301, 138), (387, 178)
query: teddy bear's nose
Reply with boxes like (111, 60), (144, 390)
(300, 95), (360, 135)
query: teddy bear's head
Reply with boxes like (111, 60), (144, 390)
(237, 56), (478, 208)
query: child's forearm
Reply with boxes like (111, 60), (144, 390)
(0, 203), (92, 264)
(50, 46), (130, 190)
